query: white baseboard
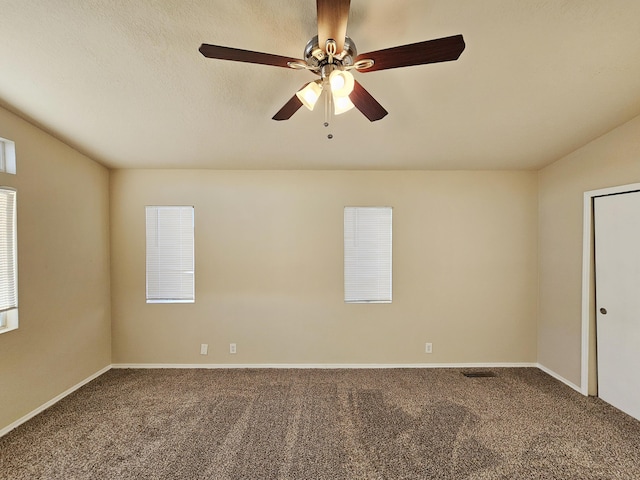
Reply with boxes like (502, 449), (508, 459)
(536, 363), (583, 394)
(0, 365), (112, 438)
(112, 362), (538, 370)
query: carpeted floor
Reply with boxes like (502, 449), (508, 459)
(1, 368), (639, 479)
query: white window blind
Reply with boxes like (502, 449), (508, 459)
(146, 206), (195, 303)
(344, 206), (392, 303)
(0, 188), (18, 330)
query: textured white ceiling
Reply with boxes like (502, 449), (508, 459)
(1, 0), (639, 170)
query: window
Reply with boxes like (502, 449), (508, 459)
(344, 206), (392, 303)
(0, 137), (17, 174)
(0, 187), (18, 333)
(146, 206), (195, 303)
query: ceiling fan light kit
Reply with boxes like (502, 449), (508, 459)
(199, 0), (465, 126)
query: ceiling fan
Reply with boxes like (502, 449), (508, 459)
(199, 0), (465, 123)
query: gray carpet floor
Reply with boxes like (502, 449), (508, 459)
(1, 368), (639, 479)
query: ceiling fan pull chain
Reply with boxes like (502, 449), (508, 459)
(324, 84), (333, 139)
(324, 85), (329, 126)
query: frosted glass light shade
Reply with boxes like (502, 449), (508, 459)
(296, 81), (323, 111)
(332, 92), (355, 115)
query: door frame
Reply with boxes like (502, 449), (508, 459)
(581, 182), (640, 395)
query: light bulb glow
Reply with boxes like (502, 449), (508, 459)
(303, 90), (318, 104)
(330, 75), (345, 91)
(328, 70), (355, 97)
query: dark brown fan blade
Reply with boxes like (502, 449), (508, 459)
(272, 86), (306, 121)
(199, 44), (302, 68)
(349, 80), (388, 122)
(355, 35), (465, 72)
(317, 0), (351, 54)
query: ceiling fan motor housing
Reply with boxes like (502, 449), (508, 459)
(304, 35), (357, 71)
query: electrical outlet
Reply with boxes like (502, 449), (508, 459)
(200, 344), (208, 355)
(425, 342), (433, 354)
(229, 343), (237, 354)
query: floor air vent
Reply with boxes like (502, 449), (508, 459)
(462, 371), (497, 378)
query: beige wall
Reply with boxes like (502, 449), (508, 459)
(0, 106), (111, 431)
(538, 114), (640, 387)
(111, 170), (538, 365)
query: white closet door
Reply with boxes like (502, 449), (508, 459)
(594, 190), (640, 421)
